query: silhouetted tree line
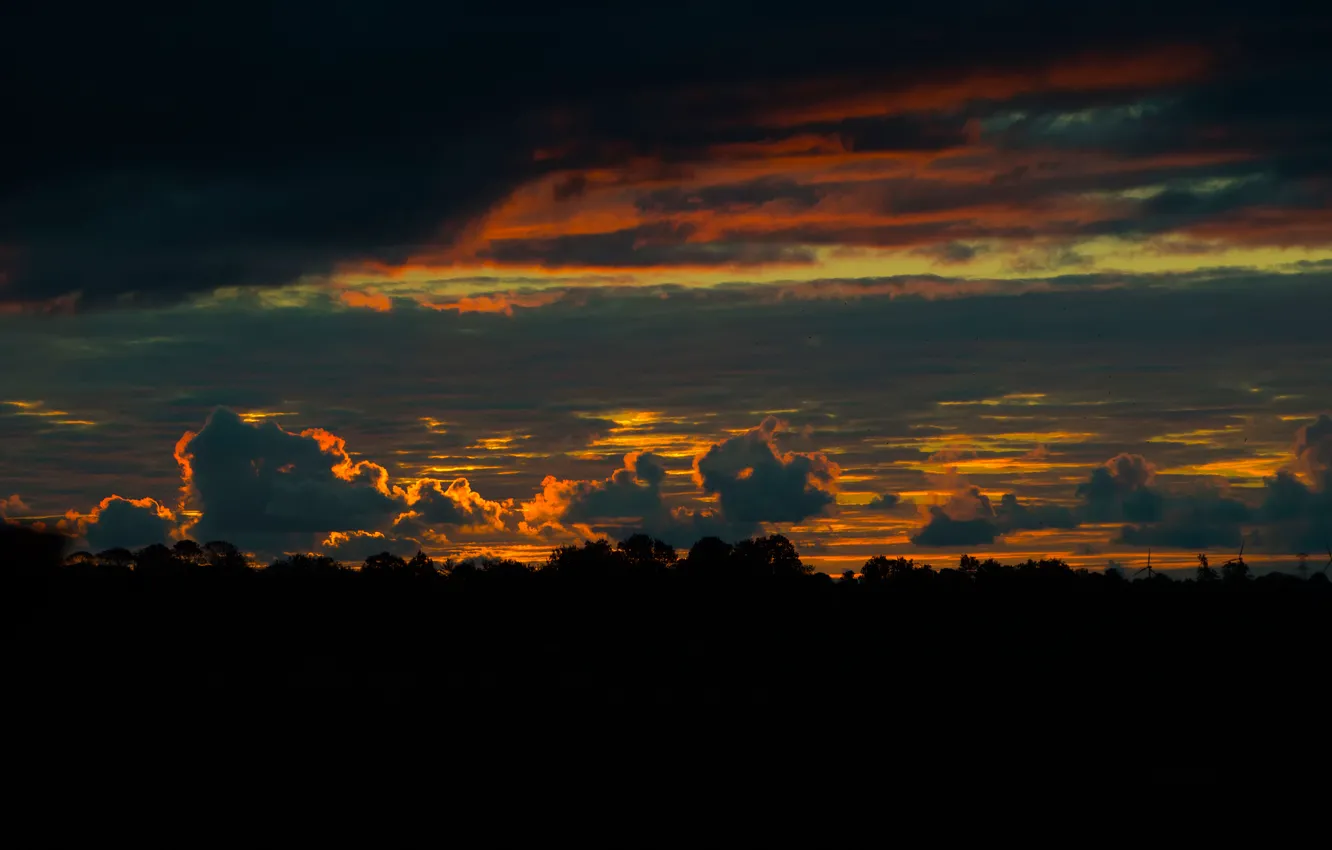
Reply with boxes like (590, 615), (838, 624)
(3, 521), (1330, 788)
(16, 529), (1328, 593)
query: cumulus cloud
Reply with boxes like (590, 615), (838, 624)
(520, 452), (667, 532)
(644, 507), (759, 551)
(399, 478), (509, 530)
(693, 416), (839, 524)
(320, 530), (425, 562)
(174, 408), (401, 546)
(516, 422), (835, 549)
(1294, 414), (1332, 483)
(1251, 416), (1332, 550)
(1070, 452), (1255, 549)
(65, 496), (177, 552)
(1, 494), (28, 523)
(1076, 454), (1164, 522)
(169, 407), (512, 555)
(514, 451), (751, 547)
(912, 512), (1000, 547)
(1113, 479), (1250, 549)
(911, 484), (1079, 547)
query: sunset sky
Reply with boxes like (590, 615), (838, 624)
(3, 2), (1331, 572)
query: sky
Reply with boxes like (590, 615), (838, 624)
(3, 2), (1332, 572)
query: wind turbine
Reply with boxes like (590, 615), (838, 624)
(1135, 548), (1154, 579)
(1221, 539), (1248, 580)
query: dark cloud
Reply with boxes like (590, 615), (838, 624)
(480, 223), (817, 268)
(0, 494), (28, 522)
(995, 493), (1079, 531)
(399, 478), (507, 530)
(1076, 454), (1164, 522)
(912, 510), (1000, 547)
(635, 179), (824, 214)
(865, 493), (902, 511)
(552, 173), (590, 202)
(694, 417), (839, 524)
(171, 408), (513, 556)
(7, 270), (1332, 561)
(1294, 414), (1332, 482)
(642, 508), (760, 551)
(176, 408), (401, 547)
(320, 530), (424, 562)
(911, 242), (988, 265)
(520, 450), (760, 549)
(553, 452), (670, 525)
(6, 3), (1328, 304)
(1248, 415), (1332, 551)
(911, 486), (1078, 546)
(836, 114), (972, 153)
(77, 496), (176, 552)
(1119, 495), (1250, 549)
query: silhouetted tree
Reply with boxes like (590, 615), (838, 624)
(731, 534), (808, 580)
(204, 541), (249, 573)
(266, 553), (343, 576)
(173, 539), (205, 566)
(406, 551), (436, 576)
(681, 537), (734, 580)
(1196, 554), (1219, 584)
(97, 548), (135, 570)
(616, 533), (676, 572)
(1221, 554), (1250, 584)
(545, 539), (625, 582)
(362, 552), (408, 573)
(134, 543), (180, 576)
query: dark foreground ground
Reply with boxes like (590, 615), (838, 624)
(5, 569), (1329, 797)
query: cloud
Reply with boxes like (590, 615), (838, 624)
(634, 178), (825, 215)
(520, 452), (666, 532)
(513, 451), (749, 547)
(516, 424), (833, 549)
(910, 485), (1079, 547)
(419, 291), (570, 316)
(865, 493), (903, 511)
(912, 510), (1000, 547)
(1294, 414), (1332, 483)
(1118, 493), (1250, 549)
(171, 407), (510, 554)
(994, 493), (1079, 531)
(910, 242), (988, 265)
(400, 478), (508, 531)
(1251, 416), (1332, 550)
(320, 530), (424, 562)
(66, 496), (177, 552)
(1, 494), (28, 523)
(4, 2), (1329, 310)
(1076, 454), (1164, 522)
(693, 416), (839, 524)
(910, 486), (999, 546)
(479, 223), (817, 269)
(174, 408), (401, 546)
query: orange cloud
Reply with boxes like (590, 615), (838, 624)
(339, 289), (393, 311)
(399, 477), (510, 531)
(60, 495), (178, 547)
(757, 45), (1211, 127)
(1, 493), (29, 522)
(420, 290), (570, 315)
